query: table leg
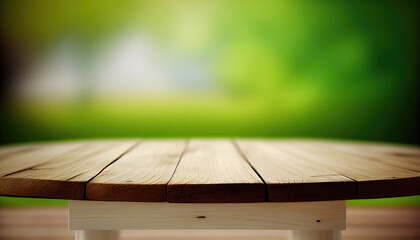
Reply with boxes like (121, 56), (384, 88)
(289, 230), (341, 240)
(75, 230), (120, 240)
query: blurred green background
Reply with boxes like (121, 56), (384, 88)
(0, 0), (419, 206)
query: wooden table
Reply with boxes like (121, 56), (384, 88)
(1, 139), (419, 240)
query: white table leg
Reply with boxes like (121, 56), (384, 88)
(75, 230), (120, 240)
(290, 230), (341, 240)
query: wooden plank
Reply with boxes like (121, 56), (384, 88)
(87, 140), (187, 202)
(1, 139), (419, 202)
(0, 142), (84, 176)
(312, 141), (420, 172)
(0, 143), (42, 160)
(69, 200), (346, 230)
(235, 140), (356, 202)
(0, 140), (137, 199)
(273, 140), (420, 199)
(167, 139), (265, 203)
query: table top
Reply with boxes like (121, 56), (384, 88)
(0, 139), (419, 203)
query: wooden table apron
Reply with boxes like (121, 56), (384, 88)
(0, 139), (419, 240)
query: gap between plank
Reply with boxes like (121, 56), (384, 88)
(305, 142), (420, 199)
(165, 139), (190, 201)
(83, 141), (141, 199)
(277, 143), (359, 199)
(338, 173), (359, 199)
(231, 139), (268, 202)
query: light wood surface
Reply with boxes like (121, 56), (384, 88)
(167, 140), (265, 202)
(0, 139), (419, 202)
(313, 141), (420, 172)
(0, 142), (83, 177)
(236, 140), (356, 201)
(0, 140), (137, 199)
(87, 140), (187, 202)
(272, 140), (419, 199)
(69, 200), (346, 230)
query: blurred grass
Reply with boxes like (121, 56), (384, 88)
(2, 89), (419, 144)
(347, 196), (420, 206)
(0, 197), (67, 207)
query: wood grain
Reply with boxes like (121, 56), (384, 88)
(0, 139), (419, 202)
(0, 142), (83, 176)
(272, 140), (420, 199)
(87, 140), (187, 202)
(236, 140), (357, 202)
(313, 141), (420, 172)
(0, 140), (136, 199)
(167, 139), (265, 203)
(0, 143), (42, 160)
